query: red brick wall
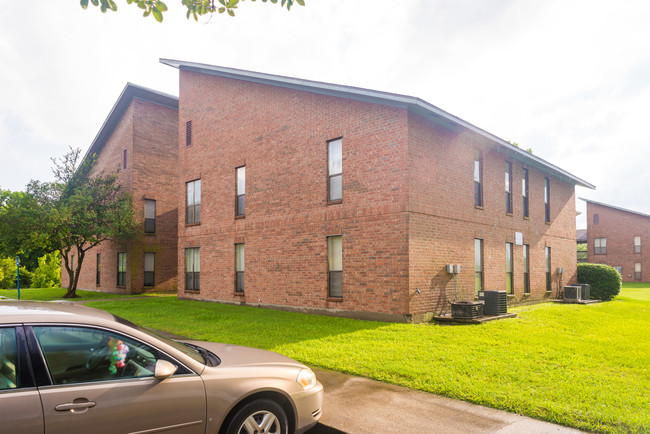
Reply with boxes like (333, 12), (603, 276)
(406, 113), (578, 319)
(62, 98), (178, 294)
(586, 202), (650, 282)
(177, 70), (579, 321)
(178, 70), (411, 318)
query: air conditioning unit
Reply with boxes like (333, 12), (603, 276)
(578, 284), (591, 300)
(563, 286), (582, 301)
(478, 290), (507, 316)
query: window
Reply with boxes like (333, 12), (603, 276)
(545, 246), (552, 292)
(235, 243), (244, 293)
(144, 252), (155, 287)
(544, 177), (550, 223)
(522, 168), (529, 218)
(328, 236), (342, 297)
(32, 326), (180, 385)
(593, 214), (599, 224)
(185, 248), (200, 292)
(144, 199), (156, 234)
(523, 244), (530, 294)
(635, 262), (642, 281)
(0, 328), (18, 390)
(506, 243), (513, 294)
(117, 252), (126, 287)
(474, 150), (483, 207)
(123, 149), (128, 169)
(505, 162), (513, 214)
(595, 238), (607, 255)
(475, 239), (483, 293)
(635, 236), (641, 254)
(328, 139), (342, 202)
(236, 166), (245, 217)
(186, 179), (201, 225)
(185, 120), (192, 147)
(96, 253), (101, 286)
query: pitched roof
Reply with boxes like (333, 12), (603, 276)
(580, 198), (650, 219)
(83, 83), (178, 162)
(160, 58), (595, 189)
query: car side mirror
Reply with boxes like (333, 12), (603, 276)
(154, 360), (178, 380)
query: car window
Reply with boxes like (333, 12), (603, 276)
(33, 326), (161, 385)
(0, 328), (18, 390)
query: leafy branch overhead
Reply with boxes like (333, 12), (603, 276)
(79, 0), (305, 22)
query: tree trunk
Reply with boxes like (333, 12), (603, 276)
(63, 247), (84, 298)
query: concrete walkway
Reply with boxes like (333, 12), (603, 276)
(309, 368), (584, 434)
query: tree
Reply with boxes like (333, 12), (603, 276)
(0, 148), (136, 298)
(81, 0), (305, 23)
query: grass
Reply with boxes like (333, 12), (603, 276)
(0, 287), (160, 301)
(58, 284), (650, 432)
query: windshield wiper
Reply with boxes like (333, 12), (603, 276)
(182, 342), (221, 367)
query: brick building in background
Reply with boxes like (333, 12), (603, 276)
(61, 83), (179, 293)
(583, 198), (650, 282)
(162, 59), (594, 322)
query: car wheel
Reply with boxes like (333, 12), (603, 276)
(227, 399), (289, 434)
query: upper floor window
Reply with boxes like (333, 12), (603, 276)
(235, 243), (245, 293)
(593, 213), (599, 224)
(328, 139), (342, 202)
(144, 199), (156, 234)
(635, 236), (641, 254)
(328, 235), (343, 297)
(595, 237), (607, 255)
(474, 150), (483, 207)
(505, 162), (513, 214)
(236, 166), (245, 217)
(186, 120), (192, 147)
(186, 179), (201, 225)
(144, 252), (155, 287)
(544, 177), (550, 223)
(522, 168), (529, 218)
(123, 149), (128, 169)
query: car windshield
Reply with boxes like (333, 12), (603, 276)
(113, 316), (207, 365)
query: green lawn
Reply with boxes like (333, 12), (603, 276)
(79, 284), (649, 432)
(0, 287), (156, 301)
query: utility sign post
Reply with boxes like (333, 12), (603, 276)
(16, 256), (20, 300)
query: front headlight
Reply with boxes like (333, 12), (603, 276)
(296, 368), (317, 390)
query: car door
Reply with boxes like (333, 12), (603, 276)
(0, 326), (44, 434)
(29, 325), (206, 434)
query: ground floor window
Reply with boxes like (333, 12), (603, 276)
(545, 246), (552, 292)
(96, 254), (101, 286)
(635, 262), (642, 281)
(144, 252), (155, 287)
(117, 253), (126, 287)
(475, 239), (483, 294)
(185, 248), (200, 291)
(506, 242), (513, 294)
(235, 243), (244, 293)
(328, 236), (342, 298)
(523, 245), (530, 294)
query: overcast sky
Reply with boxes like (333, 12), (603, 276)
(2, 0), (649, 229)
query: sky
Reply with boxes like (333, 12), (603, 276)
(1, 0), (650, 229)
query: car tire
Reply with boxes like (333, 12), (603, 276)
(226, 399), (289, 434)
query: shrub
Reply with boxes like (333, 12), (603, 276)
(0, 257), (32, 289)
(577, 263), (622, 301)
(31, 252), (61, 289)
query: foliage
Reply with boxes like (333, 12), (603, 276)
(0, 257), (32, 289)
(0, 147), (136, 298)
(577, 262), (622, 301)
(80, 0), (305, 22)
(89, 284), (650, 433)
(509, 141), (533, 154)
(31, 252), (62, 289)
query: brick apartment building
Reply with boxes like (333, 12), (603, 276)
(583, 198), (650, 282)
(162, 59), (594, 322)
(61, 83), (179, 293)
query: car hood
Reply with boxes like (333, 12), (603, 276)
(183, 340), (303, 368)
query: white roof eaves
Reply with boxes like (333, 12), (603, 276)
(160, 58), (595, 189)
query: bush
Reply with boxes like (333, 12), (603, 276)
(577, 263), (622, 301)
(0, 257), (31, 289)
(31, 252), (61, 289)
